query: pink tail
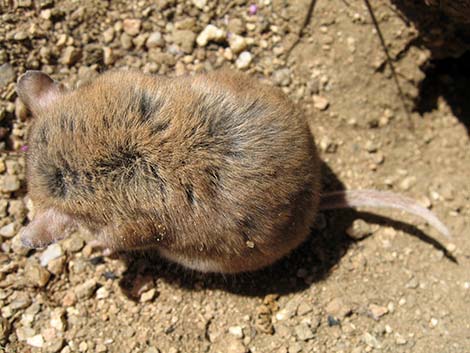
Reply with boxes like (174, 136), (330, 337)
(319, 190), (451, 238)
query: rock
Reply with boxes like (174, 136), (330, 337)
(0, 63), (15, 88)
(25, 259), (51, 287)
(123, 19), (141, 36)
(313, 95), (329, 111)
(0, 223), (16, 238)
(1, 175), (20, 192)
(276, 297), (301, 321)
(319, 136), (337, 153)
(16, 326), (35, 341)
(62, 291), (76, 306)
(368, 304), (389, 320)
(346, 219), (374, 240)
(294, 323), (315, 341)
(133, 33), (148, 48)
(405, 277), (419, 289)
(40, 243), (64, 266)
(120, 33), (133, 49)
(102, 28), (115, 43)
(171, 30), (196, 53)
(192, 0), (206, 9)
(363, 332), (381, 349)
(146, 32), (164, 49)
(149, 51), (176, 66)
(271, 68), (291, 86)
(228, 34), (248, 54)
(74, 279), (97, 299)
(297, 302), (313, 316)
(96, 286), (110, 300)
(27, 334), (44, 348)
(140, 288), (156, 302)
(60, 46), (82, 66)
(395, 334), (407, 345)
(235, 51), (252, 69)
(228, 18), (245, 35)
(399, 176), (416, 191)
(325, 298), (352, 319)
(14, 31), (28, 41)
(103, 47), (114, 65)
(228, 326), (244, 339)
(9, 292), (31, 309)
(50, 309), (66, 332)
(196, 25), (226, 47)
(96, 343), (108, 353)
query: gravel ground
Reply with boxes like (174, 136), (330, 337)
(0, 1), (469, 352)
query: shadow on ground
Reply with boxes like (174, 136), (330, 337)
(389, 0), (470, 133)
(415, 51), (470, 134)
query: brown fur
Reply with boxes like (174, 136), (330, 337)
(18, 69), (321, 273)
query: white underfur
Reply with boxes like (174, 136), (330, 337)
(157, 248), (222, 273)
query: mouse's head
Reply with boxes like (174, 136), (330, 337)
(16, 71), (168, 248)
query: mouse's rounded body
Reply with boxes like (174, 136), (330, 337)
(18, 69), (321, 273)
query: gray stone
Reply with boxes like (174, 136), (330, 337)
(1, 175), (20, 193)
(171, 30), (196, 53)
(74, 279), (97, 299)
(294, 323), (315, 341)
(0, 63), (15, 88)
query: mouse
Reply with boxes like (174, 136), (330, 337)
(15, 69), (450, 274)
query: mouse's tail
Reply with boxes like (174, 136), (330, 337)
(319, 189), (451, 238)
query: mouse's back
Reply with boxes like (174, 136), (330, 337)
(18, 69), (322, 273)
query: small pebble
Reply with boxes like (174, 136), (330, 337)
(0, 223), (16, 238)
(363, 332), (381, 349)
(140, 288), (156, 302)
(313, 95), (329, 111)
(25, 260), (51, 287)
(368, 304), (388, 320)
(40, 243), (64, 266)
(123, 19), (141, 36)
(60, 46), (81, 66)
(0, 63), (15, 88)
(74, 279), (97, 299)
(146, 32), (164, 48)
(102, 28), (115, 43)
(235, 51), (252, 69)
(1, 175), (20, 192)
(192, 0), (207, 9)
(271, 68), (291, 87)
(294, 323), (315, 341)
(229, 34), (248, 54)
(228, 326), (244, 339)
(325, 298), (352, 319)
(346, 219), (374, 240)
(196, 25), (226, 47)
(26, 334), (44, 348)
(96, 287), (110, 299)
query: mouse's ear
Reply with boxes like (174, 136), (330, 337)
(16, 71), (65, 115)
(20, 208), (76, 249)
